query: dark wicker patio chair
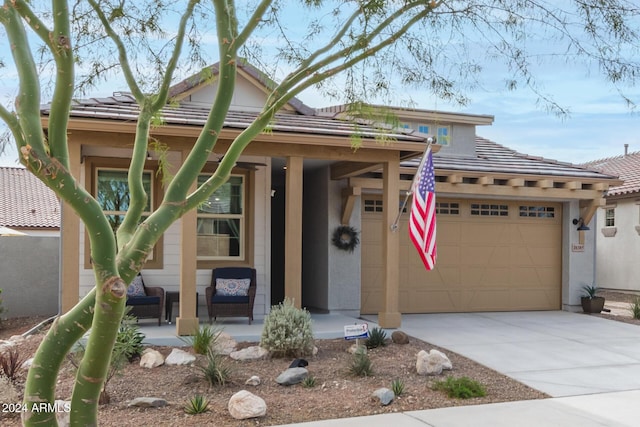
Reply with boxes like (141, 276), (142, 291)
(125, 274), (165, 326)
(206, 267), (256, 324)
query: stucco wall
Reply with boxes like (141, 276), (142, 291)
(0, 236), (59, 318)
(562, 201), (598, 311)
(595, 199), (640, 291)
(302, 166), (361, 315)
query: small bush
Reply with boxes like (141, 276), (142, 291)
(115, 312), (145, 361)
(365, 327), (387, 349)
(182, 324), (220, 355)
(260, 298), (314, 358)
(199, 350), (232, 387)
(630, 298), (640, 320)
(302, 375), (317, 388)
(433, 376), (486, 399)
(391, 378), (405, 396)
(0, 347), (26, 383)
(349, 347), (373, 377)
(184, 394), (210, 414)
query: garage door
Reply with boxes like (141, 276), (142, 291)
(361, 198), (562, 314)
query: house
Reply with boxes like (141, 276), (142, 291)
(38, 61), (620, 333)
(0, 166), (60, 317)
(582, 148), (640, 292)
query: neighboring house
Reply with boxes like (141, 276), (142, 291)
(36, 61), (620, 333)
(0, 166), (60, 317)
(582, 149), (640, 292)
(0, 166), (60, 236)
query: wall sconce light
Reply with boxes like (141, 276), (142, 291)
(572, 218), (590, 231)
(146, 151), (153, 160)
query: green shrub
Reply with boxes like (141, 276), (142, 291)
(630, 298), (640, 320)
(365, 327), (387, 349)
(260, 298), (314, 358)
(302, 375), (317, 388)
(349, 347), (373, 377)
(433, 376), (486, 399)
(181, 324), (220, 355)
(199, 350), (232, 387)
(184, 394), (210, 414)
(391, 378), (405, 396)
(115, 311), (145, 361)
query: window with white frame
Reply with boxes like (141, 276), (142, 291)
(197, 175), (244, 260)
(605, 207), (615, 227)
(436, 126), (450, 145)
(96, 168), (153, 233)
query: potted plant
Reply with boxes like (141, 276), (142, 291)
(581, 285), (605, 313)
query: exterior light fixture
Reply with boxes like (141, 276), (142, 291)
(572, 218), (590, 231)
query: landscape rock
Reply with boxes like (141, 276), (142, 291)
(127, 397), (168, 408)
(230, 345), (269, 361)
(228, 390), (267, 419)
(289, 358), (309, 368)
(140, 348), (164, 368)
(391, 331), (410, 345)
(245, 375), (261, 386)
(276, 367), (308, 385)
(371, 388), (395, 406)
(416, 349), (453, 376)
(212, 332), (238, 355)
(165, 348), (195, 366)
(21, 358), (34, 370)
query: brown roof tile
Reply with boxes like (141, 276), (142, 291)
(583, 152), (640, 196)
(401, 137), (619, 181)
(0, 167), (60, 229)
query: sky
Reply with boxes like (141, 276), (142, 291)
(1, 2), (638, 167)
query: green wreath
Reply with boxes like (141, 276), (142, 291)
(332, 225), (360, 253)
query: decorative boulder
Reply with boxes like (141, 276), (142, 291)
(230, 346), (269, 361)
(245, 375), (261, 386)
(228, 390), (267, 420)
(127, 397), (168, 408)
(165, 348), (196, 366)
(212, 332), (238, 355)
(371, 388), (395, 406)
(276, 367), (308, 385)
(140, 349), (164, 368)
(391, 331), (410, 345)
(416, 349), (453, 376)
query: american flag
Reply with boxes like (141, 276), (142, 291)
(409, 145), (437, 270)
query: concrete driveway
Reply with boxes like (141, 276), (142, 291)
(365, 311), (640, 397)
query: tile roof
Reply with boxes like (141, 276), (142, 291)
(0, 167), (60, 229)
(401, 137), (619, 181)
(582, 152), (640, 196)
(41, 94), (427, 143)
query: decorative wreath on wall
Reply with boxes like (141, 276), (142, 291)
(332, 225), (360, 253)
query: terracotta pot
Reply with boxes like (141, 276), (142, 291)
(581, 296), (605, 313)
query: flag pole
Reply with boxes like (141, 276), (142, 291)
(390, 136), (435, 231)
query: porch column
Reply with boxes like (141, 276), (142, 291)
(176, 150), (199, 335)
(378, 155), (401, 328)
(60, 142), (81, 313)
(284, 156), (303, 308)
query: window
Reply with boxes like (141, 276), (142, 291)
(519, 206), (555, 218)
(87, 157), (163, 269)
(418, 125), (429, 134)
(436, 126), (450, 145)
(471, 203), (509, 216)
(364, 199), (383, 213)
(436, 202), (459, 215)
(605, 208), (615, 227)
(197, 175), (244, 260)
(96, 168), (152, 233)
